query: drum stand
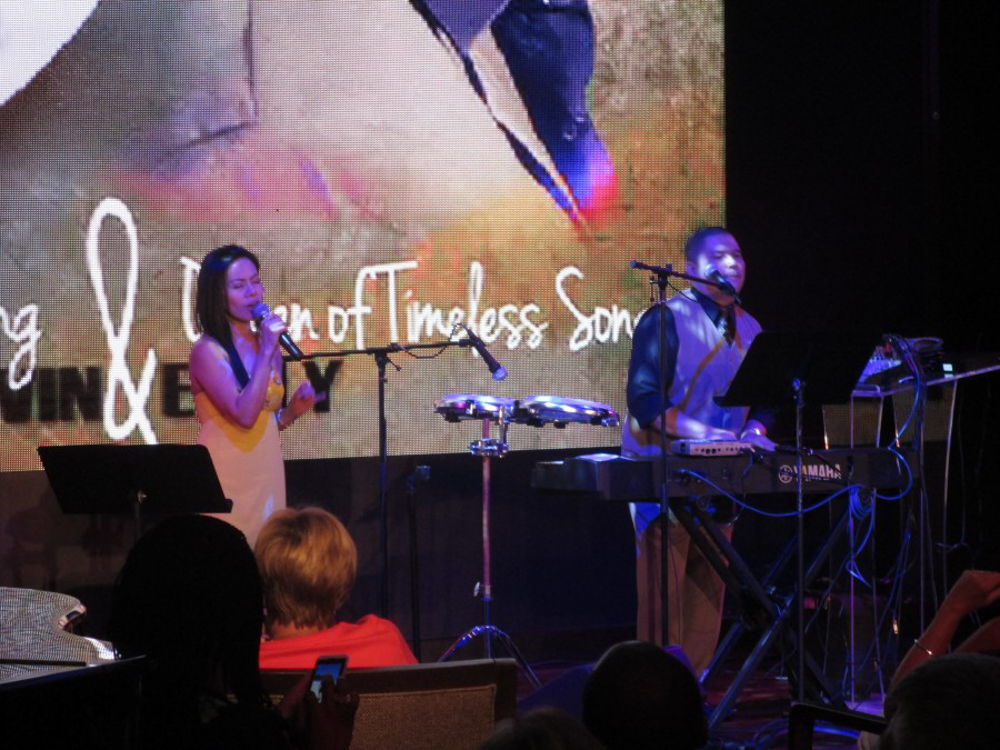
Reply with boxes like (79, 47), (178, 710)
(439, 411), (540, 686)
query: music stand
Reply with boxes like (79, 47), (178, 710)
(716, 331), (876, 410)
(37, 445), (231, 541)
(716, 331), (876, 702)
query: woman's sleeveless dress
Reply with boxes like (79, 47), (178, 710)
(194, 371), (285, 546)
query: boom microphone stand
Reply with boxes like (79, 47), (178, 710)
(293, 337), (478, 620)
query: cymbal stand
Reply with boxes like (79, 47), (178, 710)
(439, 409), (540, 686)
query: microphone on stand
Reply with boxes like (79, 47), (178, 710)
(705, 269), (741, 305)
(251, 302), (304, 360)
(629, 259), (673, 275)
(460, 324), (507, 381)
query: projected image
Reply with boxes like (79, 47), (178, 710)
(0, 0), (724, 470)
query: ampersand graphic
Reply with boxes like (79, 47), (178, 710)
(86, 197), (157, 442)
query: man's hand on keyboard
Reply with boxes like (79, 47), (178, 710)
(741, 430), (777, 452)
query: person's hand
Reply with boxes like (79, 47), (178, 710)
(305, 675), (358, 750)
(279, 674), (358, 750)
(891, 569), (1000, 689)
(258, 312), (288, 357)
(742, 431), (777, 452)
(942, 569), (1000, 617)
(287, 380), (320, 420)
(704, 426), (739, 441)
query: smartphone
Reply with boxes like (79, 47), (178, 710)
(309, 655), (348, 700)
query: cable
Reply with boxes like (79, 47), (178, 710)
(882, 334), (926, 446)
(673, 468), (865, 518)
(870, 444), (915, 502)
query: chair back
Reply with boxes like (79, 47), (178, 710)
(262, 658), (518, 750)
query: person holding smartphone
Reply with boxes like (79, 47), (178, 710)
(255, 507), (418, 669)
(107, 514), (356, 750)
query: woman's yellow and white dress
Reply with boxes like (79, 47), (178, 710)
(195, 369), (285, 546)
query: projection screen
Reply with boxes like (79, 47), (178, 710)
(0, 0), (725, 471)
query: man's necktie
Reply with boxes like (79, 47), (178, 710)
(722, 307), (736, 345)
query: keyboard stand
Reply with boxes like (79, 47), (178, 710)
(702, 531), (796, 686)
(669, 497), (847, 728)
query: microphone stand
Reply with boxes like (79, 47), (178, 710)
(792, 377), (806, 703)
(629, 261), (735, 648)
(290, 338), (479, 621)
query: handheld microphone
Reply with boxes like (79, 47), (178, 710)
(251, 302), (304, 360)
(460, 324), (507, 381)
(705, 269), (741, 305)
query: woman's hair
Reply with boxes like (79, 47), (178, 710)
(195, 244), (260, 349)
(255, 507), (359, 630)
(107, 515), (274, 745)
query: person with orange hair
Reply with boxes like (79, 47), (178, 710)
(256, 507), (417, 670)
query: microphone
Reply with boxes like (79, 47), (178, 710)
(251, 302), (304, 360)
(460, 324), (507, 381)
(705, 269), (741, 305)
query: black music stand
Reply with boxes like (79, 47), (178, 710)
(716, 330), (876, 702)
(716, 331), (875, 411)
(37, 445), (231, 541)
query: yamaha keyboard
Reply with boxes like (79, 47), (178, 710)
(531, 447), (916, 501)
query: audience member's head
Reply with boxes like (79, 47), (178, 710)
(255, 507), (358, 632)
(480, 707), (606, 750)
(881, 652), (1000, 750)
(107, 514), (283, 748)
(582, 641), (707, 750)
